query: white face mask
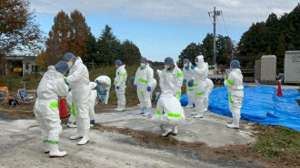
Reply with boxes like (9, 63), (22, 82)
(67, 61), (73, 69)
(184, 63), (189, 67)
(164, 65), (170, 69)
(140, 63), (146, 67)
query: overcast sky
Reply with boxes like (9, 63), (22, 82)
(30, 0), (300, 61)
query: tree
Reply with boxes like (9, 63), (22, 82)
(45, 11), (72, 65)
(36, 50), (47, 68)
(237, 4), (300, 70)
(0, 0), (42, 73)
(201, 34), (214, 64)
(96, 25), (121, 65)
(121, 40), (142, 65)
(69, 10), (91, 58)
(178, 42), (202, 66)
(217, 35), (234, 65)
(178, 33), (234, 66)
(83, 33), (97, 65)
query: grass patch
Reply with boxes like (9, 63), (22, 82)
(0, 74), (41, 92)
(1, 65), (141, 106)
(252, 125), (300, 165)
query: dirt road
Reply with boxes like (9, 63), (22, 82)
(0, 119), (223, 168)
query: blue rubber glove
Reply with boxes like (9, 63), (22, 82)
(191, 65), (195, 70)
(64, 77), (69, 86)
(187, 80), (194, 87)
(147, 86), (151, 92)
(116, 86), (119, 90)
(183, 79), (187, 85)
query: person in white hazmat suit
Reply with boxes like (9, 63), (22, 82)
(203, 78), (214, 112)
(193, 55), (209, 118)
(33, 61), (69, 157)
(224, 60), (244, 129)
(95, 75), (111, 105)
(183, 58), (196, 108)
(157, 57), (184, 99)
(67, 76), (111, 128)
(155, 57), (185, 137)
(62, 52), (90, 145)
(114, 59), (127, 111)
(134, 57), (156, 116)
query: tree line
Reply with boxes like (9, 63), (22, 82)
(179, 4), (300, 71)
(237, 4), (300, 71)
(37, 10), (141, 67)
(178, 34), (234, 66)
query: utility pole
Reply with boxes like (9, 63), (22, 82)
(208, 7), (221, 70)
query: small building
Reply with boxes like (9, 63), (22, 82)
(284, 51), (300, 84)
(3, 55), (38, 76)
(255, 55), (277, 83)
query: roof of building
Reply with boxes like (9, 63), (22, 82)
(5, 56), (36, 61)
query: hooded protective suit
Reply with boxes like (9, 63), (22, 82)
(34, 66), (68, 156)
(193, 55), (209, 118)
(95, 75), (111, 105)
(114, 65), (127, 111)
(65, 57), (90, 144)
(157, 65), (183, 99)
(204, 78), (214, 111)
(224, 65), (244, 129)
(183, 62), (195, 107)
(134, 64), (156, 115)
(155, 68), (185, 137)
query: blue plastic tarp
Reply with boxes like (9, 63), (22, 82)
(209, 85), (300, 131)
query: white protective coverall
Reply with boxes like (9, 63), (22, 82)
(66, 92), (76, 127)
(155, 70), (185, 136)
(88, 82), (98, 122)
(114, 65), (127, 111)
(204, 78), (214, 111)
(157, 65), (184, 99)
(34, 66), (68, 155)
(66, 57), (90, 144)
(193, 55), (209, 118)
(224, 68), (244, 128)
(183, 63), (195, 107)
(134, 64), (156, 114)
(67, 82), (99, 126)
(95, 75), (111, 105)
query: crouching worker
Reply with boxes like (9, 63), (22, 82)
(155, 57), (185, 137)
(33, 61), (69, 157)
(90, 75), (112, 126)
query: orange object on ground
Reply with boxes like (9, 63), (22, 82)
(277, 80), (283, 97)
(59, 98), (70, 119)
(0, 86), (9, 102)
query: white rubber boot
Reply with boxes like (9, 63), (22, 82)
(226, 123), (239, 129)
(161, 126), (172, 137)
(171, 125), (178, 135)
(193, 113), (204, 118)
(69, 135), (82, 140)
(43, 141), (49, 154)
(49, 144), (67, 158)
(77, 135), (89, 145)
(67, 122), (77, 128)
